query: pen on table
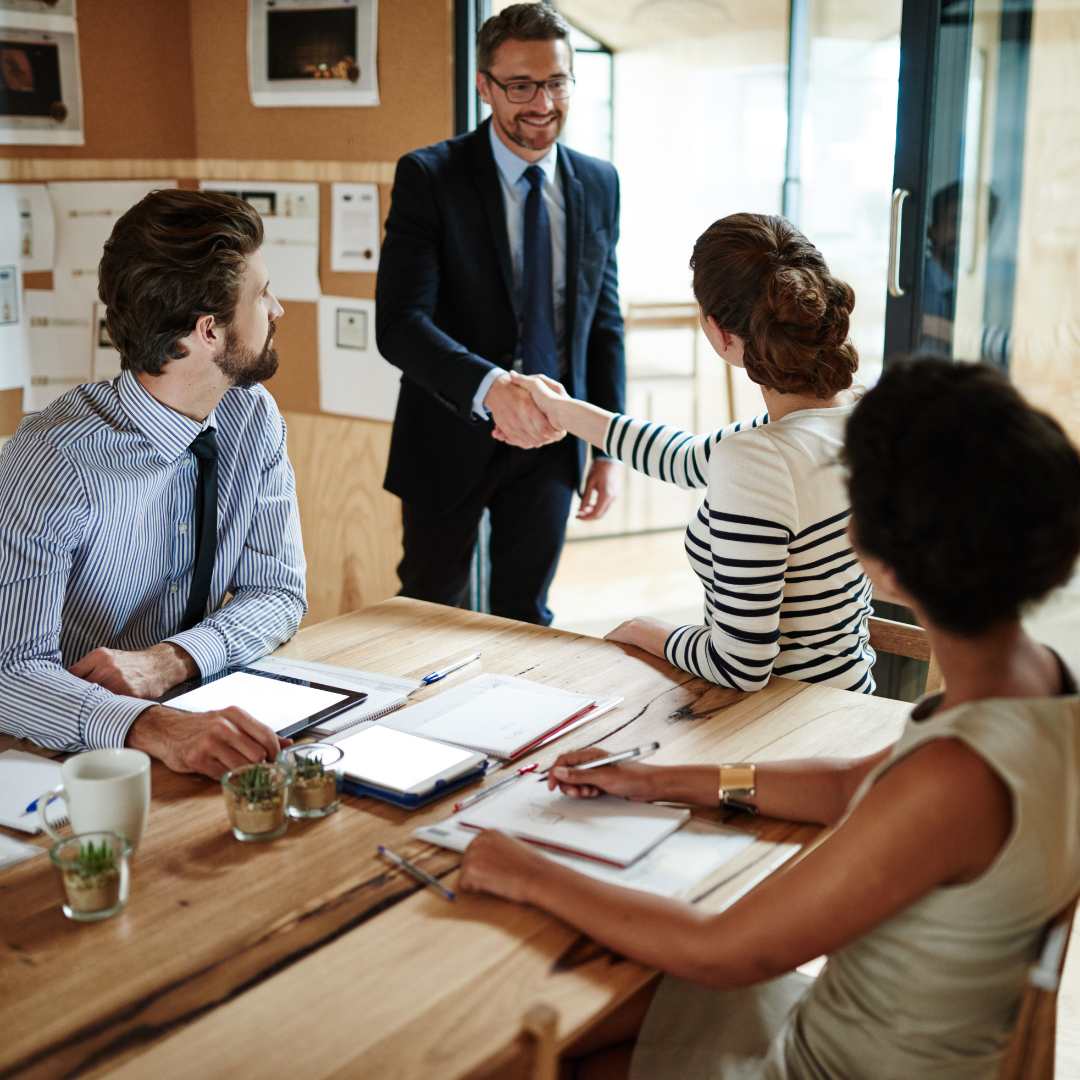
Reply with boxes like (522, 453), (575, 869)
(454, 763), (538, 812)
(411, 651), (482, 693)
(563, 741), (661, 772)
(377, 846), (457, 901)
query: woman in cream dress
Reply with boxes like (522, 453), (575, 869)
(460, 358), (1080, 1080)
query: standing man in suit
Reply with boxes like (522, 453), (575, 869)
(376, 3), (625, 625)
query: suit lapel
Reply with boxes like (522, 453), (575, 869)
(468, 121), (515, 308)
(560, 148), (586, 379)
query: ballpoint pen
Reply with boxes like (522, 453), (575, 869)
(377, 846), (456, 901)
(564, 741), (661, 772)
(454, 762), (538, 812)
(409, 651), (482, 694)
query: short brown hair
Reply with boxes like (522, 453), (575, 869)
(477, 3), (572, 72)
(691, 214), (858, 398)
(98, 189), (263, 376)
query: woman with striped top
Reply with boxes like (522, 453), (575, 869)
(504, 213), (873, 693)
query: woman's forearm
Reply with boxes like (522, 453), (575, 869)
(550, 397), (613, 449)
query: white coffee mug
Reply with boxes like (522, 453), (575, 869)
(37, 748), (151, 852)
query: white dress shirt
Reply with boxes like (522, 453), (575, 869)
(472, 122), (568, 417)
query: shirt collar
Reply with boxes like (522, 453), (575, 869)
(488, 119), (559, 190)
(117, 368), (216, 463)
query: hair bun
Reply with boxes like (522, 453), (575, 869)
(767, 266), (827, 326)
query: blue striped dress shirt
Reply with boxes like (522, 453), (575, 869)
(0, 370), (307, 752)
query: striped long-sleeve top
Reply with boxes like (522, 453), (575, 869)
(0, 370), (307, 752)
(604, 405), (874, 693)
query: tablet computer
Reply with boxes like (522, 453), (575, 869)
(160, 667), (366, 738)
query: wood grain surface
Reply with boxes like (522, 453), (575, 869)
(0, 600), (908, 1080)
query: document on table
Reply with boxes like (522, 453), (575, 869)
(379, 673), (620, 757)
(461, 782), (689, 867)
(416, 810), (759, 900)
(413, 685), (596, 759)
(0, 833), (45, 873)
(0, 750), (67, 833)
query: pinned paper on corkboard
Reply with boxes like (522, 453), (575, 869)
(248, 0), (379, 108)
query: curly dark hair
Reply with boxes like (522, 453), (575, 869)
(98, 189), (264, 376)
(690, 213), (858, 398)
(845, 358), (1080, 637)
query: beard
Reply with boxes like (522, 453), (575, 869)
(498, 107), (566, 152)
(214, 320), (279, 388)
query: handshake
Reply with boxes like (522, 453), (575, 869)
(485, 370), (572, 450)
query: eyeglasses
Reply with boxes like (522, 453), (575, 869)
(481, 72), (576, 103)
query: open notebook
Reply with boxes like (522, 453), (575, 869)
(461, 779), (689, 867)
(0, 750), (68, 834)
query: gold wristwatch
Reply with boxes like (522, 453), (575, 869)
(718, 763), (757, 814)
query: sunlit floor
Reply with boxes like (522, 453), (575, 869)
(550, 530), (1080, 1075)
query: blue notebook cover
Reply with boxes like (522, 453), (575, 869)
(342, 761), (489, 810)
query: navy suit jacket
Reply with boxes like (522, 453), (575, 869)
(376, 120), (625, 514)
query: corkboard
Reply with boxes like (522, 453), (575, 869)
(263, 302), (320, 416)
(188, 0), (454, 162)
(4, 0), (196, 160)
(0, 389), (22, 437)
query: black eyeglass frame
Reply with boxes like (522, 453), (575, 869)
(480, 71), (577, 103)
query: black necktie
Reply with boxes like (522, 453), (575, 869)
(180, 428), (218, 632)
(520, 164), (560, 380)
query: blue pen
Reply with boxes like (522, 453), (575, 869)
(415, 651), (481, 691)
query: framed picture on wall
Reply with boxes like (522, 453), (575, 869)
(248, 0), (379, 107)
(0, 21), (82, 145)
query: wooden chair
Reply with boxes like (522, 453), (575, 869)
(867, 614), (944, 696)
(465, 1003), (559, 1080)
(998, 897), (1079, 1080)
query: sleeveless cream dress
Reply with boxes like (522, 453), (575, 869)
(630, 662), (1080, 1080)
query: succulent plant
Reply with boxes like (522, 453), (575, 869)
(295, 754), (327, 781)
(72, 839), (116, 879)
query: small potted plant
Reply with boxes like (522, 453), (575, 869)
(221, 762), (291, 841)
(279, 743), (344, 818)
(50, 831), (131, 921)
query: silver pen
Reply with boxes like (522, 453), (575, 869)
(568, 741), (661, 772)
(377, 845), (457, 901)
(409, 651), (482, 694)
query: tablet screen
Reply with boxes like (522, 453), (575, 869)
(337, 726), (478, 794)
(166, 670), (357, 734)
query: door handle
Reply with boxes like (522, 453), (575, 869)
(888, 188), (910, 298)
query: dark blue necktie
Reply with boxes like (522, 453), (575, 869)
(520, 164), (559, 380)
(180, 428), (218, 632)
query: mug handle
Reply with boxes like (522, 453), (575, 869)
(36, 784), (67, 842)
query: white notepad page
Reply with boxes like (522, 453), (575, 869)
(0, 750), (67, 833)
(462, 782), (689, 867)
(414, 685), (595, 759)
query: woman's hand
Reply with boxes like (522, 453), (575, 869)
(458, 829), (550, 903)
(547, 747), (665, 801)
(604, 616), (679, 658)
(508, 371), (572, 425)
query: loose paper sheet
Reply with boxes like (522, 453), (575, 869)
(317, 295), (400, 421)
(200, 181), (320, 302)
(91, 301), (120, 381)
(331, 182), (380, 272)
(0, 185), (30, 390)
(0, 18), (83, 145)
(11, 183), (54, 272)
(23, 287), (90, 411)
(248, 0), (379, 108)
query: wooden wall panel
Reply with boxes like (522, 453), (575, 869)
(0, 389), (21, 438)
(283, 411), (402, 627)
(1011, 3), (1080, 447)
(4, 0), (196, 160)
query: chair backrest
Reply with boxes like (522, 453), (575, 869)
(464, 1003), (559, 1080)
(866, 615), (944, 695)
(997, 897), (1079, 1080)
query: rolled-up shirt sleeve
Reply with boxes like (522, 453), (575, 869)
(165, 412), (306, 674)
(0, 442), (154, 750)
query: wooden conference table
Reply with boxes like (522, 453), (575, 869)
(0, 598), (912, 1080)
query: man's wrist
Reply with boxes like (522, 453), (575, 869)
(148, 642), (198, 689)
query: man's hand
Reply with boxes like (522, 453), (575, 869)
(126, 704), (289, 780)
(484, 372), (565, 449)
(577, 458), (622, 520)
(69, 642), (198, 700)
